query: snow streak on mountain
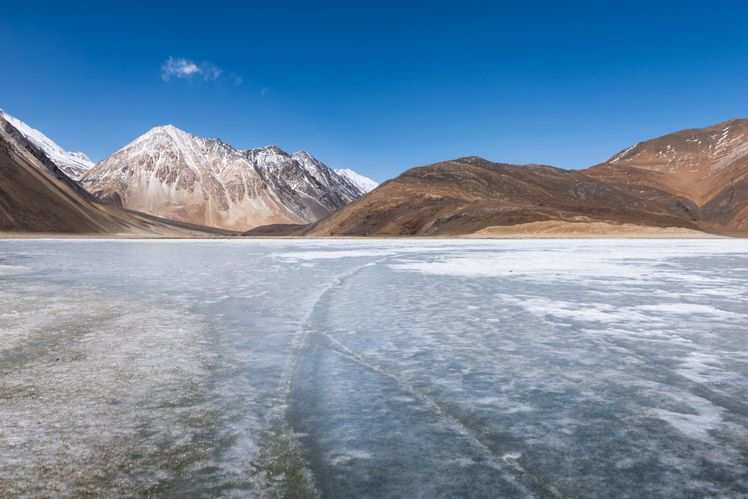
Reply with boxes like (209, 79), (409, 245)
(335, 168), (378, 193)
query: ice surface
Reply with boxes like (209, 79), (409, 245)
(1, 239), (747, 498)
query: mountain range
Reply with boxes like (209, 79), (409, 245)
(80, 125), (375, 230)
(2, 108), (748, 237)
(304, 158), (700, 236)
(305, 119), (748, 236)
(0, 113), (225, 235)
(0, 110), (376, 233)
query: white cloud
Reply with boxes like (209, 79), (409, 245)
(161, 57), (223, 81)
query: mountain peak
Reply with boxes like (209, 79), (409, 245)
(143, 124), (192, 139)
(117, 124), (214, 157)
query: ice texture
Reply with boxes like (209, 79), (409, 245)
(1, 239), (747, 498)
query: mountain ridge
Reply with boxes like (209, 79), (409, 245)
(3, 111), (748, 236)
(305, 156), (702, 236)
(81, 124), (375, 231)
(297, 117), (748, 236)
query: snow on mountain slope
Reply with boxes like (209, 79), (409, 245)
(335, 168), (378, 193)
(292, 151), (363, 200)
(0, 109), (94, 180)
(81, 125), (370, 231)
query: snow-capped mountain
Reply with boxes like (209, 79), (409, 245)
(81, 125), (372, 231)
(335, 168), (378, 193)
(0, 109), (94, 180)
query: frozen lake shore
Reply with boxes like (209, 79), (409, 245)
(1, 239), (747, 498)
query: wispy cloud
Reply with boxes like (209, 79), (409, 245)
(161, 57), (223, 81)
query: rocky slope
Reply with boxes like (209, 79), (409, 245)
(0, 110), (94, 180)
(0, 115), (223, 235)
(81, 126), (372, 231)
(587, 119), (748, 231)
(588, 119), (748, 203)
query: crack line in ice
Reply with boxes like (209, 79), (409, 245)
(318, 335), (562, 498)
(255, 259), (385, 497)
(277, 261), (381, 408)
(299, 255), (564, 499)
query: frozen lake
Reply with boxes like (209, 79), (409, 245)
(1, 239), (747, 498)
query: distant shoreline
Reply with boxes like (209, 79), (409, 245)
(1, 219), (735, 240)
(0, 233), (730, 241)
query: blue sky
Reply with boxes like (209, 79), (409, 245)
(2, 1), (748, 181)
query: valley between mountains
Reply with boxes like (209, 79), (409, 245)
(2, 108), (748, 237)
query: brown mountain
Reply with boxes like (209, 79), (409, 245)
(587, 119), (748, 231)
(0, 115), (222, 235)
(588, 119), (748, 202)
(305, 157), (701, 236)
(306, 119), (748, 236)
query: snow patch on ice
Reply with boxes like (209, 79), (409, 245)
(634, 303), (743, 319)
(388, 241), (748, 286)
(650, 393), (724, 443)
